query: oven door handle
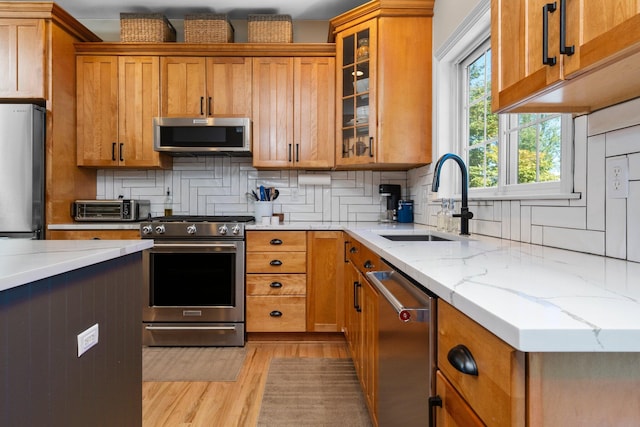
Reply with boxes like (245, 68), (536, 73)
(151, 243), (238, 250)
(145, 325), (237, 331)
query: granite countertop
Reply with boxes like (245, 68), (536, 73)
(0, 239), (153, 292)
(344, 224), (640, 353)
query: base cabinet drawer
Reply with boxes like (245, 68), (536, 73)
(246, 231), (306, 251)
(246, 296), (306, 332)
(246, 274), (307, 295)
(438, 301), (525, 427)
(246, 251), (306, 273)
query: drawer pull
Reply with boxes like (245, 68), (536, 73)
(364, 260), (374, 269)
(447, 344), (478, 376)
(349, 246), (358, 254)
(270, 260), (283, 266)
(270, 310), (283, 317)
(270, 238), (283, 245)
(270, 281), (283, 288)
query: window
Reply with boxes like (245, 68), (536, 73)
(460, 40), (572, 197)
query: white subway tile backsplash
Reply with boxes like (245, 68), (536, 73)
(586, 134), (606, 231)
(605, 198), (626, 259)
(531, 206), (587, 229)
(605, 125), (640, 157)
(628, 181), (640, 262)
(94, 99), (640, 262)
(542, 227), (605, 255)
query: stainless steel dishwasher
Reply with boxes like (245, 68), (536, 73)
(366, 263), (436, 427)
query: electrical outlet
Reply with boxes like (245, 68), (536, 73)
(606, 157), (629, 199)
(77, 323), (99, 357)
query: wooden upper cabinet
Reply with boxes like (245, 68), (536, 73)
(77, 55), (170, 168)
(206, 57), (252, 116)
(563, 0), (640, 76)
(160, 56), (252, 117)
(252, 56), (335, 169)
(331, 2), (433, 169)
(293, 57), (335, 169)
(252, 57), (295, 168)
(491, 0), (563, 112)
(0, 19), (45, 98)
(492, 0), (640, 113)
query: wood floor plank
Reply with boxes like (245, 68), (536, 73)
(142, 338), (350, 426)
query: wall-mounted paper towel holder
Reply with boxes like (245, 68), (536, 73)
(298, 174), (331, 186)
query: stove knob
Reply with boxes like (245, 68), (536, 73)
(218, 225), (228, 235)
(141, 225), (153, 235)
(187, 224), (197, 235)
(154, 224), (166, 234)
(231, 224), (241, 235)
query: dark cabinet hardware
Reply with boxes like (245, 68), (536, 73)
(559, 0), (574, 55)
(343, 241), (350, 263)
(269, 310), (283, 317)
(208, 96), (212, 115)
(119, 143), (124, 162)
(270, 282), (283, 288)
(542, 3), (557, 66)
(269, 260), (283, 266)
(369, 137), (374, 157)
(288, 143), (292, 162)
(447, 344), (478, 376)
(111, 142), (116, 161)
(364, 260), (374, 269)
(295, 143), (299, 162)
(269, 238), (283, 245)
(353, 281), (362, 312)
(428, 396), (443, 427)
(350, 246), (358, 254)
(200, 96), (204, 115)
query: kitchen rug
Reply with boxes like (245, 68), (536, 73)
(257, 358), (372, 427)
(142, 346), (247, 382)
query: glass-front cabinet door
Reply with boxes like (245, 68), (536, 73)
(336, 21), (377, 166)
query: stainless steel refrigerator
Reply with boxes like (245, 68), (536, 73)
(0, 104), (45, 239)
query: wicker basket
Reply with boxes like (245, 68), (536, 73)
(184, 14), (234, 43)
(248, 14), (293, 43)
(120, 13), (176, 42)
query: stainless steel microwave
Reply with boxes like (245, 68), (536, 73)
(153, 117), (251, 156)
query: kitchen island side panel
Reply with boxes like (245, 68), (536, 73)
(0, 253), (142, 427)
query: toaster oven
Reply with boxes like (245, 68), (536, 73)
(72, 199), (150, 222)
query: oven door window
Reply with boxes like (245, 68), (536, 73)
(150, 252), (235, 306)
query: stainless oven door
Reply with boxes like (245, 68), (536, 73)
(142, 240), (245, 323)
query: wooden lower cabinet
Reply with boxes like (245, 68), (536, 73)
(246, 230), (345, 334)
(435, 371), (484, 427)
(344, 236), (379, 425)
(437, 300), (525, 427)
(246, 231), (307, 332)
(306, 231), (344, 332)
(49, 229), (140, 240)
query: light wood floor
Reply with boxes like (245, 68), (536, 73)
(142, 336), (351, 427)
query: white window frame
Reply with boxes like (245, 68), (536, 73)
(433, 0), (575, 201)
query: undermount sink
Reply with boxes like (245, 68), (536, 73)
(380, 234), (451, 242)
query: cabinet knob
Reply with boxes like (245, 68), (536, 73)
(269, 310), (283, 317)
(447, 344), (478, 376)
(364, 260), (374, 269)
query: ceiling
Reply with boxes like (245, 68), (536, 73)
(53, 0), (371, 20)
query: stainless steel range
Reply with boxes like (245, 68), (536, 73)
(140, 215), (254, 347)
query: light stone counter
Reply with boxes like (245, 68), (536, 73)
(0, 239), (153, 292)
(343, 224), (640, 352)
